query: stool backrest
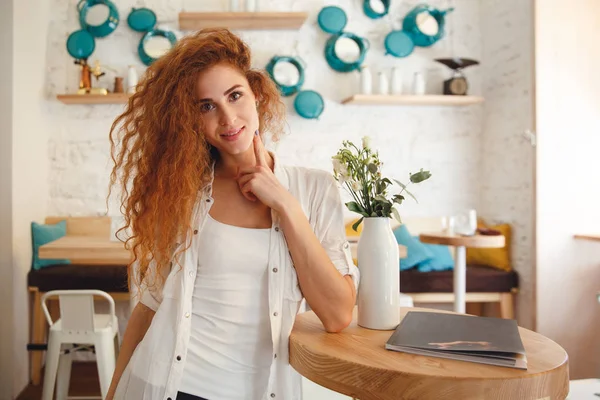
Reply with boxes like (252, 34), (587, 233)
(44, 216), (113, 264)
(41, 290), (116, 331)
(45, 216), (111, 238)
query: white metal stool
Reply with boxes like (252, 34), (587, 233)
(41, 289), (120, 400)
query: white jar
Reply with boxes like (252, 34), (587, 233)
(360, 66), (372, 95)
(390, 67), (403, 95)
(127, 65), (138, 94)
(377, 71), (389, 95)
(245, 0), (257, 12)
(412, 71), (426, 95)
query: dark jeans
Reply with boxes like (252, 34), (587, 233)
(176, 392), (209, 400)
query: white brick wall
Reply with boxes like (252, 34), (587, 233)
(480, 0), (535, 329)
(48, 0), (484, 220)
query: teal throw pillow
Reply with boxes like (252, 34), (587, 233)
(413, 236), (454, 272)
(31, 220), (71, 270)
(393, 224), (433, 270)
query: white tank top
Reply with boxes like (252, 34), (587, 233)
(179, 214), (273, 399)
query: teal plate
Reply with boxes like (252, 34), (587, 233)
(384, 30), (414, 58)
(317, 6), (347, 34)
(294, 90), (324, 119)
(66, 29), (96, 59)
(127, 7), (157, 32)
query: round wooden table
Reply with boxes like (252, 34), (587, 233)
(290, 307), (569, 400)
(419, 232), (505, 314)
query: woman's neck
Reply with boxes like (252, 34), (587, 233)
(214, 148), (274, 179)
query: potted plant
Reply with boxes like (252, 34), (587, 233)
(332, 136), (431, 329)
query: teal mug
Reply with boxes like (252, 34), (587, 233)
(402, 5), (454, 47)
(362, 0), (390, 19)
(265, 56), (306, 97)
(138, 29), (177, 66)
(77, 0), (120, 38)
(324, 32), (370, 73)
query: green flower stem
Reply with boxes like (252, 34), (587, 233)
(344, 181), (367, 212)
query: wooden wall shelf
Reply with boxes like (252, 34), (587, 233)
(341, 94), (485, 106)
(574, 234), (600, 242)
(56, 93), (131, 104)
(178, 12), (308, 31)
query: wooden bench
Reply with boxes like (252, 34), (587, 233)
(27, 216), (129, 385)
(346, 217), (518, 320)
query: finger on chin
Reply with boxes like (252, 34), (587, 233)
(253, 131), (266, 166)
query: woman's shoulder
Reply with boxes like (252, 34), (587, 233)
(281, 164), (336, 189)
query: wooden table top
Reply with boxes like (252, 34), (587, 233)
(38, 236), (131, 265)
(420, 231), (505, 248)
(290, 307), (569, 400)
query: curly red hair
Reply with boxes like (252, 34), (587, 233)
(108, 28), (285, 294)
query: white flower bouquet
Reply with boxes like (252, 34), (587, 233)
(332, 136), (432, 232)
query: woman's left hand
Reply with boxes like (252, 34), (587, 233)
(236, 133), (295, 212)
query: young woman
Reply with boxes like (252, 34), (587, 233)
(106, 28), (359, 400)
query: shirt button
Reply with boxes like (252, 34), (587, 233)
(206, 198), (211, 203)
(272, 267), (278, 273)
(176, 355), (181, 361)
(274, 353), (277, 359)
(189, 270), (194, 277)
(274, 227), (280, 232)
(270, 394), (275, 398)
(343, 242), (349, 249)
(194, 229), (199, 234)
(185, 312), (190, 318)
(273, 312), (278, 317)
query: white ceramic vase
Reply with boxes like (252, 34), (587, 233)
(357, 217), (400, 330)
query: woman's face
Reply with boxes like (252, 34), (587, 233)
(196, 63), (259, 156)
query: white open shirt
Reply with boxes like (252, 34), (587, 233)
(114, 153), (360, 400)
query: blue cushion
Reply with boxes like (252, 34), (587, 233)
(31, 221), (71, 270)
(393, 224), (433, 270)
(415, 236), (454, 272)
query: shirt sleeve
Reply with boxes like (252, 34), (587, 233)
(131, 258), (165, 312)
(312, 172), (360, 293)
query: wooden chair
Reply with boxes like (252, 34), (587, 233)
(347, 217), (518, 320)
(28, 216), (129, 385)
